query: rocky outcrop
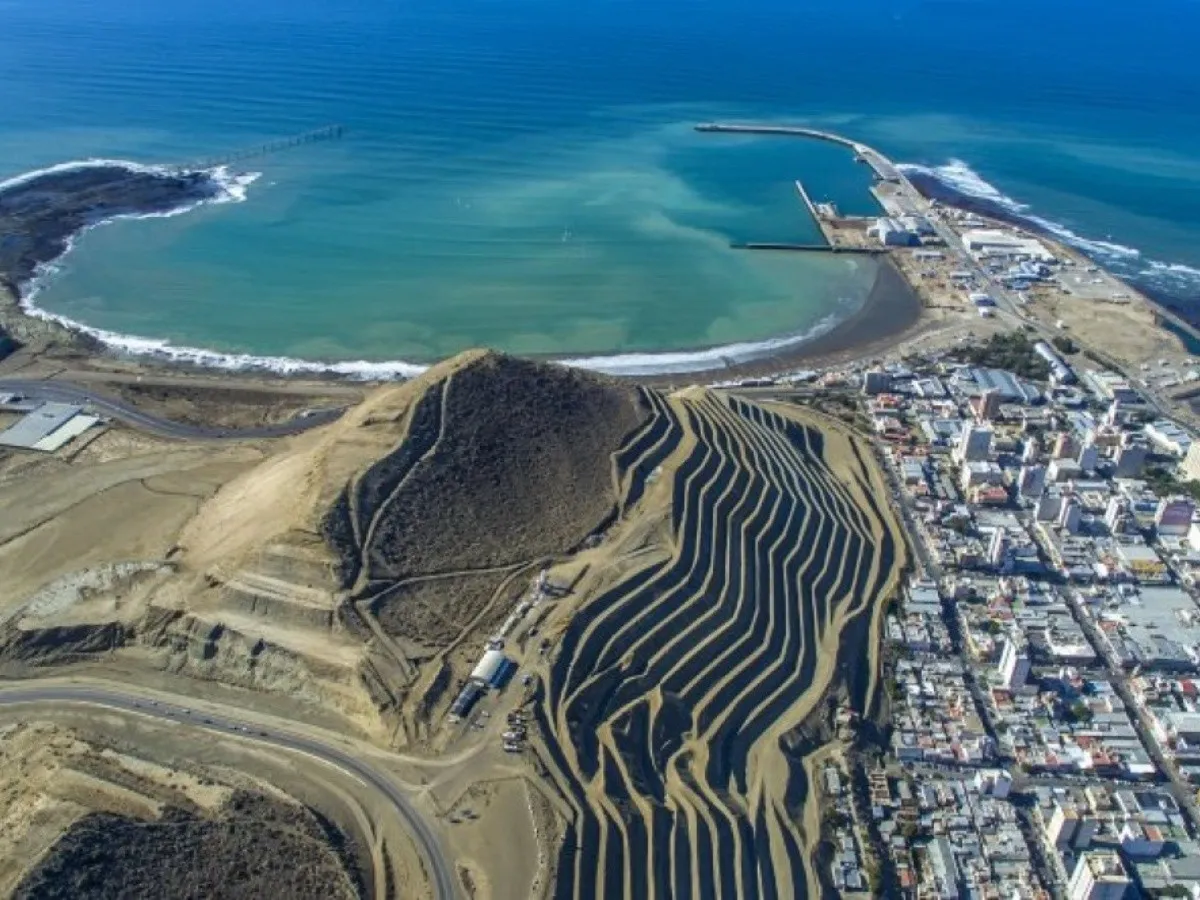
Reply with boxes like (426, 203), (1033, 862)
(0, 621), (126, 668)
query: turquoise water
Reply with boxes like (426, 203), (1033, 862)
(2, 0), (1198, 372)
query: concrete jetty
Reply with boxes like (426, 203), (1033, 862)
(695, 122), (900, 182)
(731, 242), (886, 255)
(793, 180), (836, 246)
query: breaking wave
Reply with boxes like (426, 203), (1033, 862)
(18, 285), (850, 380)
(897, 158), (1200, 308)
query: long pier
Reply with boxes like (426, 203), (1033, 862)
(188, 124), (346, 170)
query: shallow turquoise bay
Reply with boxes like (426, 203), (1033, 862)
(1, 0), (1198, 367)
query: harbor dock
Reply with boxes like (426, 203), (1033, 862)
(793, 179), (828, 242)
(698, 123), (894, 255)
(731, 242), (886, 254)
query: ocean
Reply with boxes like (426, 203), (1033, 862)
(2, 0), (1198, 375)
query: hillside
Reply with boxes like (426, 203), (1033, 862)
(0, 350), (908, 900)
(0, 350), (651, 750)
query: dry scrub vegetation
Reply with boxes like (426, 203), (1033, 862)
(14, 793), (361, 900)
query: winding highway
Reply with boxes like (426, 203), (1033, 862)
(0, 378), (345, 440)
(0, 683), (456, 900)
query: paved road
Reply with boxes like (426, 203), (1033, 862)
(0, 378), (345, 440)
(0, 684), (455, 900)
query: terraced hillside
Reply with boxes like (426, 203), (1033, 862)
(533, 390), (905, 899)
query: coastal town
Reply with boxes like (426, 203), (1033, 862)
(746, 315), (1200, 896)
(0, 120), (1197, 899)
(686, 130), (1200, 897)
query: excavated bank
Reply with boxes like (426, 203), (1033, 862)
(534, 391), (905, 900)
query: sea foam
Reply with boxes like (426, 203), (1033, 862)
(899, 158), (1197, 301)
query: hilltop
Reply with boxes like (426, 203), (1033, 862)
(0, 350), (650, 746)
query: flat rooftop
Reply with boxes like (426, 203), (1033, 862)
(0, 402), (82, 449)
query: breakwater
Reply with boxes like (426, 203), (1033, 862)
(695, 123), (901, 183)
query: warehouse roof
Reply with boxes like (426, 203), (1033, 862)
(0, 402), (82, 449)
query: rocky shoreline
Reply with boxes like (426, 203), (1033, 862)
(0, 163), (225, 289)
(0, 162), (236, 363)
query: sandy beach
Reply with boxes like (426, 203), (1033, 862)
(0, 248), (931, 393)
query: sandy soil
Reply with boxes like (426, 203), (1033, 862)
(516, 389), (906, 898)
(0, 448), (261, 612)
(440, 778), (541, 900)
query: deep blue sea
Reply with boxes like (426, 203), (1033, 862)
(1, 0), (1198, 374)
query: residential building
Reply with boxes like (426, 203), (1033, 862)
(988, 529), (1009, 569)
(961, 460), (1003, 492)
(1018, 464), (1047, 500)
(1066, 851), (1130, 900)
(862, 369), (892, 395)
(998, 636), (1031, 690)
(1112, 443), (1147, 479)
(1105, 497), (1132, 535)
(924, 836), (961, 899)
(1049, 458), (1083, 483)
(1155, 497), (1195, 536)
(1053, 432), (1078, 460)
(1058, 497), (1082, 535)
(1037, 493), (1064, 523)
(973, 768), (1013, 799)
(1078, 441), (1100, 474)
(955, 424), (993, 463)
(979, 388), (1002, 421)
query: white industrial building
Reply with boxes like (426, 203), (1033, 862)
(469, 649), (516, 688)
(961, 229), (1056, 263)
(0, 402), (99, 453)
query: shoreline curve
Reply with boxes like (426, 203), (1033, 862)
(1, 156), (924, 380)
